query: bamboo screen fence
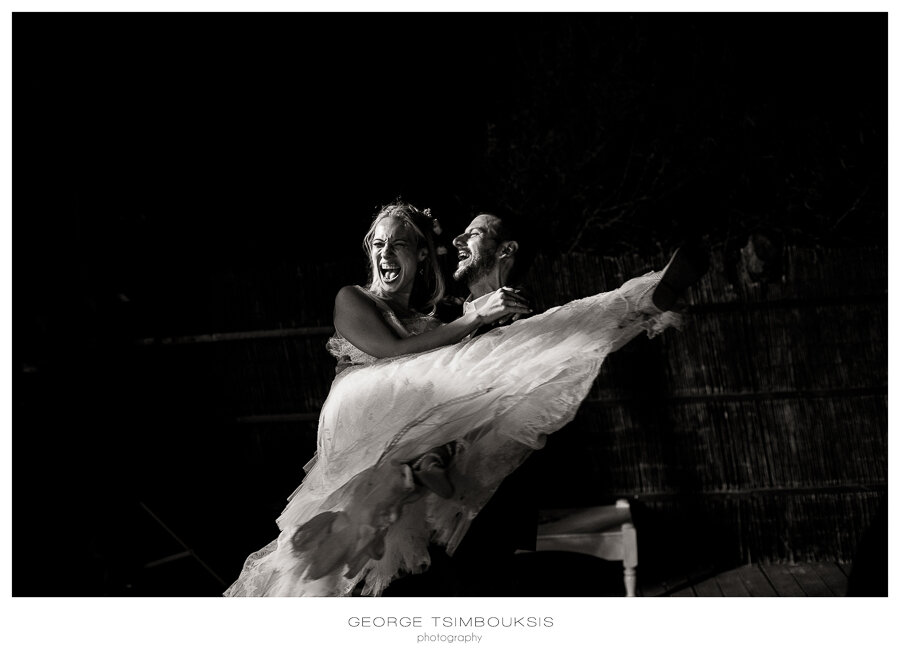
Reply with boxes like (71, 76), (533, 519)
(138, 244), (886, 569)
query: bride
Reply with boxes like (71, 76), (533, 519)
(225, 201), (702, 597)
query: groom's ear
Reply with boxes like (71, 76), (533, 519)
(418, 248), (428, 262)
(499, 241), (519, 258)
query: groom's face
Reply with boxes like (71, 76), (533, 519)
(452, 214), (502, 286)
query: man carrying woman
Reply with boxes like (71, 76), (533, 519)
(225, 201), (707, 597)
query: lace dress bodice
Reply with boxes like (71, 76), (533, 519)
(325, 286), (442, 375)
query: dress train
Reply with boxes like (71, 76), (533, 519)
(225, 271), (679, 596)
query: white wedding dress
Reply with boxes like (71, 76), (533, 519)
(224, 271), (680, 597)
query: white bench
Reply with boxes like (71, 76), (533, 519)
(533, 499), (638, 596)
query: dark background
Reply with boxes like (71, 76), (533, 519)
(14, 13), (886, 596)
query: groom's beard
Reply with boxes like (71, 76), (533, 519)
(453, 249), (497, 287)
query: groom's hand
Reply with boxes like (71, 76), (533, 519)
(496, 287), (533, 325)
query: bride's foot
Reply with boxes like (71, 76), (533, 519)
(652, 241), (709, 311)
(410, 452), (455, 499)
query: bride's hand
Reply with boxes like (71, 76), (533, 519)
(475, 287), (532, 324)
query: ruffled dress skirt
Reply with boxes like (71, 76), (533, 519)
(225, 271), (679, 596)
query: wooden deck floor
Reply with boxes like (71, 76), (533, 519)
(642, 562), (851, 597)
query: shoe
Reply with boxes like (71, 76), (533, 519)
(652, 241), (709, 311)
(411, 453), (455, 499)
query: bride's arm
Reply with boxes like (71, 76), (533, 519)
(333, 285), (528, 359)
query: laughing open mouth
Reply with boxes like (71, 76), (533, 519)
(380, 263), (400, 282)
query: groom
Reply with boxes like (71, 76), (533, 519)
(383, 210), (540, 597)
(446, 211), (541, 595)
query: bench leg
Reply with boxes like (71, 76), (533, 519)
(622, 522), (638, 597)
(624, 566), (637, 597)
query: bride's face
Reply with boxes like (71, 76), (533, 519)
(370, 217), (427, 296)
